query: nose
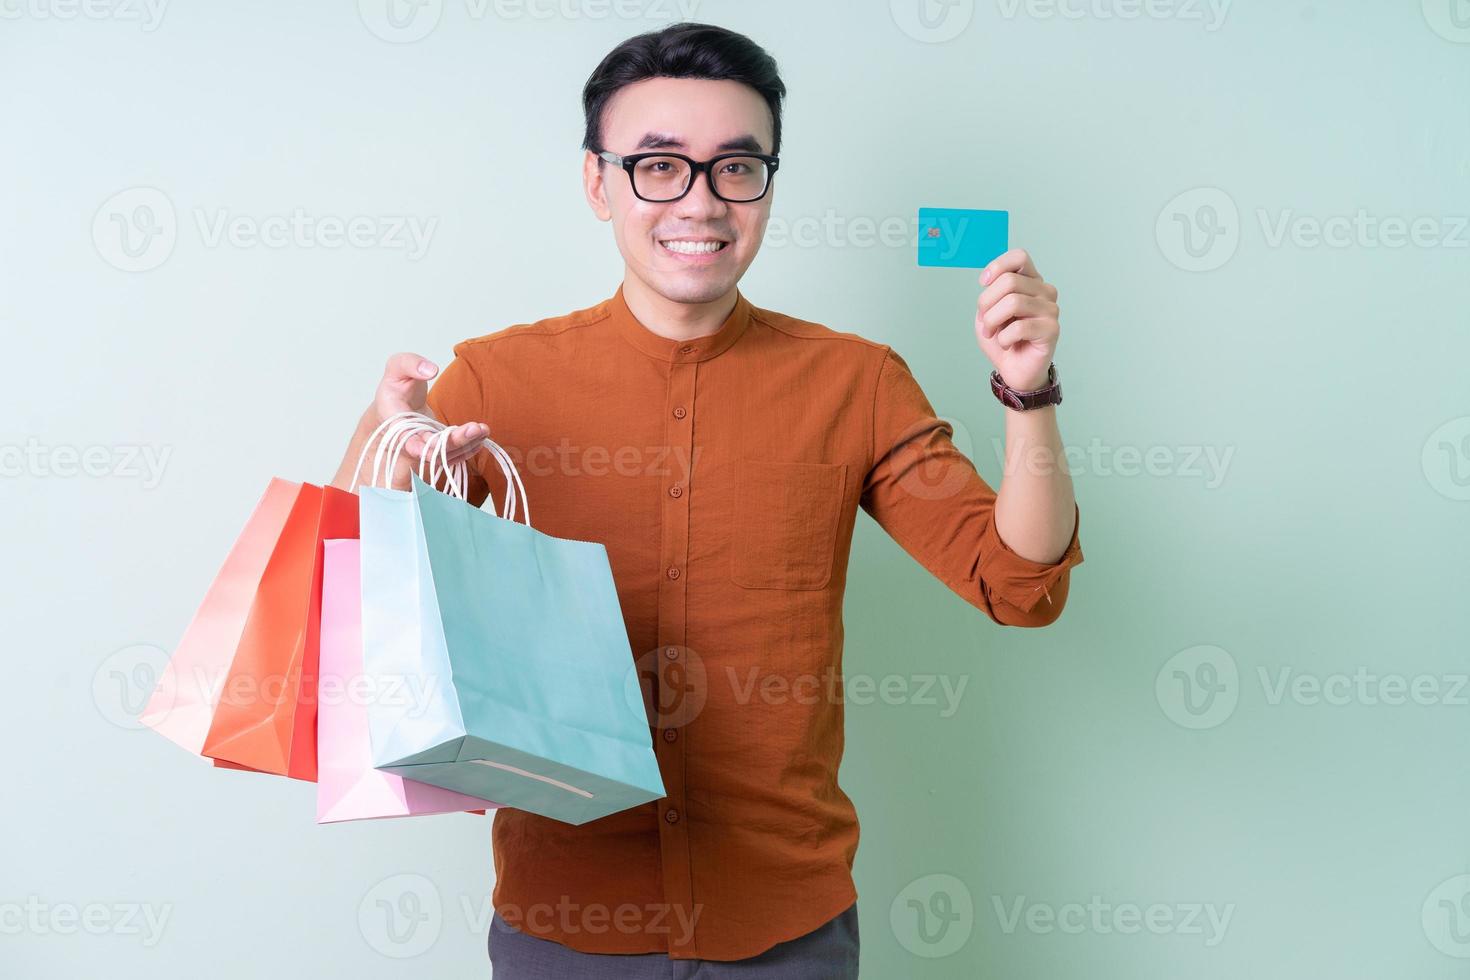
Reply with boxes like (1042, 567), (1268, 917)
(672, 167), (729, 222)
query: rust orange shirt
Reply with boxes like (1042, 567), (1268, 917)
(425, 283), (1084, 961)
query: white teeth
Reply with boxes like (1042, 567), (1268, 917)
(661, 240), (726, 254)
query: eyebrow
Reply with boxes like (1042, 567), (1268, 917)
(634, 131), (768, 154)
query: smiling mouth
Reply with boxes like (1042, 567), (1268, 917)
(659, 239), (729, 255)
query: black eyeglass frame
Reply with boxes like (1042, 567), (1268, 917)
(594, 149), (781, 203)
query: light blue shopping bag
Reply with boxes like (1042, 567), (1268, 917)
(358, 471), (665, 826)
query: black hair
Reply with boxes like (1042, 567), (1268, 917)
(581, 22), (786, 157)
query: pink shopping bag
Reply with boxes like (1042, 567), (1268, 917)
(316, 538), (494, 823)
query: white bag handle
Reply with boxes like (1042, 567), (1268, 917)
(348, 411), (531, 526)
(351, 411), (446, 493)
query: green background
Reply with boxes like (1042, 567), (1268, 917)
(4, 1), (1468, 976)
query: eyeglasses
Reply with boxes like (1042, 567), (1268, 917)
(595, 149), (780, 203)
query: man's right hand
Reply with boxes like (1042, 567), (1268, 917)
(359, 352), (488, 491)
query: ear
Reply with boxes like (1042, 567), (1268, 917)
(583, 151), (612, 222)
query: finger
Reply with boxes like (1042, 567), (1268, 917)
(385, 352), (438, 383)
(377, 352), (439, 415)
(409, 424), (488, 466)
(978, 271), (1051, 315)
(399, 431), (430, 462)
(980, 248), (1039, 286)
(443, 423), (489, 456)
(994, 317), (1057, 350)
(979, 294), (1058, 338)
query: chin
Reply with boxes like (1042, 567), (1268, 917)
(646, 272), (740, 306)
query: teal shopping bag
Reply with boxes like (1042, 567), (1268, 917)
(357, 483), (465, 773)
(360, 464), (665, 826)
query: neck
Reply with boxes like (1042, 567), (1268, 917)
(621, 274), (738, 342)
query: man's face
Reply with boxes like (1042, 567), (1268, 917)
(584, 76), (775, 307)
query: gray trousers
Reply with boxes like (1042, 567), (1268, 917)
(487, 902), (859, 979)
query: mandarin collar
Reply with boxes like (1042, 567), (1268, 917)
(608, 283), (752, 363)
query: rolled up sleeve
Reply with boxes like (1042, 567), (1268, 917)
(859, 346), (1084, 628)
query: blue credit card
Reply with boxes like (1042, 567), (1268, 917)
(917, 207), (1009, 268)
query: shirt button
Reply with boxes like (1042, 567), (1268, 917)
(672, 406), (687, 419)
(679, 344), (695, 354)
(662, 728), (678, 742)
(668, 485), (683, 498)
(666, 566), (680, 580)
(664, 808), (681, 823)
(664, 646), (679, 660)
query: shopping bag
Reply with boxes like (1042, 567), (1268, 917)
(354, 414), (666, 825)
(316, 538), (492, 823)
(141, 478), (299, 754)
(197, 481), (358, 780)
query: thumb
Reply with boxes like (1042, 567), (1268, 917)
(378, 352), (439, 415)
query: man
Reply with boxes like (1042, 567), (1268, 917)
(332, 21), (1082, 978)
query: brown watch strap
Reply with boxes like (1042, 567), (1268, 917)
(990, 362), (1062, 411)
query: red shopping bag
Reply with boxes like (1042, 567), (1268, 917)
(200, 482), (358, 781)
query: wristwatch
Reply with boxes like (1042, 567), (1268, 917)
(990, 362), (1062, 411)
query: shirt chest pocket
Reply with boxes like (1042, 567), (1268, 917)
(730, 460), (847, 591)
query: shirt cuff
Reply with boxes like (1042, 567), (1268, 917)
(978, 501), (1084, 614)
